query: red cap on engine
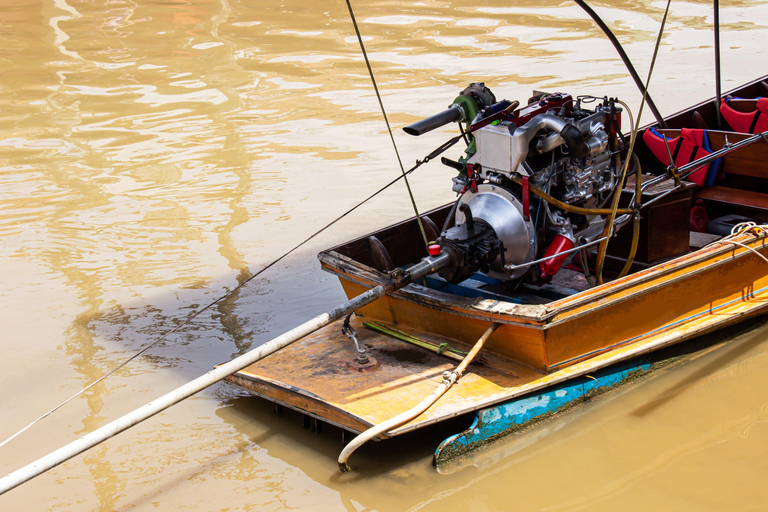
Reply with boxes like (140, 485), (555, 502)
(428, 244), (441, 256)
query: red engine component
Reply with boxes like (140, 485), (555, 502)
(539, 234), (575, 279)
(510, 93), (574, 127)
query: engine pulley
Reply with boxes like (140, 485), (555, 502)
(454, 184), (536, 280)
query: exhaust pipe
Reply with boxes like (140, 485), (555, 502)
(403, 103), (465, 136)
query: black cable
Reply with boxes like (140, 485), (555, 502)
(0, 137), (454, 448)
(574, 0), (667, 128)
(344, 0), (429, 248)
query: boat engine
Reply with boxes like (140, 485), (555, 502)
(405, 84), (627, 285)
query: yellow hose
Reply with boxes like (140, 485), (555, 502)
(617, 155), (642, 278)
(595, 99), (637, 285)
(338, 322), (501, 472)
(511, 176), (633, 216)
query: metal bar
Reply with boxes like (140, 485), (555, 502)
(0, 253), (452, 495)
(641, 130), (768, 209)
(503, 236), (606, 271)
(678, 129), (768, 176)
(502, 211), (636, 273)
(714, 0), (723, 128)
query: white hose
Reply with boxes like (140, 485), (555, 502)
(338, 322), (501, 472)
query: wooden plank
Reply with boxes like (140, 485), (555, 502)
(227, 316), (542, 436)
(544, 240), (768, 368)
(696, 186), (768, 211)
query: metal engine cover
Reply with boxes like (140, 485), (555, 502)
(455, 184), (535, 280)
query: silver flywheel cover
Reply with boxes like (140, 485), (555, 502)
(455, 184), (535, 280)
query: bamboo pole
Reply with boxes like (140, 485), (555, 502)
(0, 252), (452, 495)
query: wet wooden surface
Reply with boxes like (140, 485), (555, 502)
(229, 315), (543, 436)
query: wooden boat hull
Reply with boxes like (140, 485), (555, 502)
(228, 225), (768, 436)
(226, 73), (768, 461)
(322, 220), (768, 373)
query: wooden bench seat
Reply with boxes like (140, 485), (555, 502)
(695, 186), (768, 212)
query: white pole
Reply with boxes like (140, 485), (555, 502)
(0, 251), (452, 495)
(0, 284), (390, 495)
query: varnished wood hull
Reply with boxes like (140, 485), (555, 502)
(227, 74), (768, 441)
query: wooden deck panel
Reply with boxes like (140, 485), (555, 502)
(227, 277), (768, 437)
(696, 187), (768, 211)
(227, 316), (543, 437)
(339, 280), (549, 370)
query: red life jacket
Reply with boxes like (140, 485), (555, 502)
(642, 128), (720, 186)
(720, 97), (768, 134)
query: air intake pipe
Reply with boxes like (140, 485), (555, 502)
(509, 112), (606, 173)
(403, 103), (465, 136)
(404, 82), (498, 136)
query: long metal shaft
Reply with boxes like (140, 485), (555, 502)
(0, 252), (451, 496)
(677, 130), (768, 177)
(641, 130), (768, 210)
(714, 0), (722, 128)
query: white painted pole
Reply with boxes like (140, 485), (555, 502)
(0, 251), (452, 495)
(0, 284), (390, 495)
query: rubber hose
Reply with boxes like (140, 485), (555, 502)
(617, 155), (643, 278)
(510, 177), (633, 216)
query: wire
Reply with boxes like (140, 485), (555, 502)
(594, 0), (671, 284)
(0, 137), (450, 450)
(344, 0), (430, 249)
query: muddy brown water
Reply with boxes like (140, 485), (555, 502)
(2, 0), (768, 510)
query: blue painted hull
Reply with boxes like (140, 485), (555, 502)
(434, 358), (651, 465)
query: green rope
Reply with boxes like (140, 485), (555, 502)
(364, 322), (468, 357)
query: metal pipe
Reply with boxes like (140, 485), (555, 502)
(338, 322), (501, 472)
(677, 130), (768, 177)
(641, 130), (768, 210)
(714, 0), (722, 128)
(509, 113), (592, 173)
(0, 253), (452, 496)
(502, 220), (645, 272)
(403, 104), (465, 136)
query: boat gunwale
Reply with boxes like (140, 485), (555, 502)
(388, 292), (768, 436)
(319, 231), (768, 327)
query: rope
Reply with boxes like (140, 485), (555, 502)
(344, 0), (430, 249)
(706, 222), (768, 264)
(0, 137), (455, 450)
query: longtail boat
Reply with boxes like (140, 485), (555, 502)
(5, 4), (768, 498)
(226, 72), (768, 467)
